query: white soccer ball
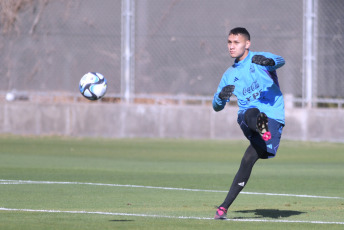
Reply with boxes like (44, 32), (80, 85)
(79, 72), (107, 100)
(5, 92), (15, 101)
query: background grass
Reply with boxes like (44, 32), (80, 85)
(0, 135), (343, 229)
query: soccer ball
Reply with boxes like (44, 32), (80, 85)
(79, 72), (107, 100)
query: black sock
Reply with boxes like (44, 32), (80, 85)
(219, 145), (260, 209)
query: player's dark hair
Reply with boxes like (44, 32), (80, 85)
(229, 27), (250, 41)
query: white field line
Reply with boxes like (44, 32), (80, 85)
(1, 179), (343, 200)
(0, 207), (344, 225)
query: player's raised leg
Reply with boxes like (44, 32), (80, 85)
(245, 108), (271, 141)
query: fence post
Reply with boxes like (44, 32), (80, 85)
(303, 0), (317, 108)
(121, 0), (135, 103)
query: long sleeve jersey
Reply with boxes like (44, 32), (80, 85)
(212, 50), (286, 125)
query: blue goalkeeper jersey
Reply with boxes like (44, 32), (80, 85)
(213, 50), (286, 124)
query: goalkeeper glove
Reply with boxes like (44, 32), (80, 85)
(219, 85), (235, 100)
(252, 55), (275, 66)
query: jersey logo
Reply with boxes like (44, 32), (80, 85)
(234, 77), (239, 82)
(243, 80), (259, 96)
(243, 80), (261, 102)
(250, 64), (255, 73)
(267, 144), (273, 149)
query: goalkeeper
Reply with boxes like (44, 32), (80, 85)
(212, 27), (285, 219)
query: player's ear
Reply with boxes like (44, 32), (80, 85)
(245, 40), (251, 50)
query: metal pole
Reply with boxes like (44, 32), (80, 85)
(304, 0), (315, 108)
(312, 0), (318, 107)
(121, 0), (134, 103)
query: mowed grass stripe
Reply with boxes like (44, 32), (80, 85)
(1, 137), (344, 229)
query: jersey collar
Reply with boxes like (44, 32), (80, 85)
(233, 50), (252, 67)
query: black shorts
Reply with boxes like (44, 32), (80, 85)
(237, 113), (284, 159)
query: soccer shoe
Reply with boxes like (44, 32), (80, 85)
(262, 131), (271, 141)
(214, 207), (227, 219)
(256, 112), (271, 141)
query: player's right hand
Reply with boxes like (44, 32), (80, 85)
(219, 85), (235, 100)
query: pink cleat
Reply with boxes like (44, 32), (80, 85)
(262, 131), (271, 141)
(214, 207), (227, 220)
(257, 112), (271, 141)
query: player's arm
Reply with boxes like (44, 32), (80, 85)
(252, 52), (285, 71)
(212, 93), (225, 112)
(212, 83), (235, 112)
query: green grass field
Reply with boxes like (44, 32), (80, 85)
(0, 135), (343, 229)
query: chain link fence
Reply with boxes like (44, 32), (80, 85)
(317, 0), (344, 99)
(134, 0), (303, 102)
(0, 0), (343, 107)
(0, 0), (122, 101)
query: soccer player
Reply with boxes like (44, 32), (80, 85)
(212, 27), (285, 219)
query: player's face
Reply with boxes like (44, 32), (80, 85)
(227, 34), (250, 61)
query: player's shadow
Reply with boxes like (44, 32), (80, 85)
(234, 209), (306, 219)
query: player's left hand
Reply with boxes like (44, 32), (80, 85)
(252, 55), (275, 66)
